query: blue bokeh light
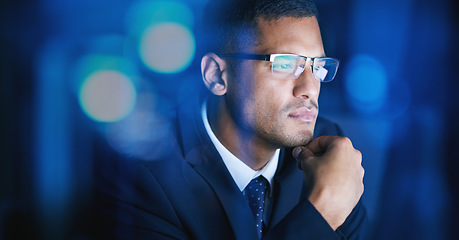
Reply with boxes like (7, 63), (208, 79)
(139, 22), (195, 74)
(105, 108), (176, 160)
(79, 70), (137, 122)
(345, 54), (388, 113)
(72, 54), (139, 95)
(72, 55), (139, 122)
(125, 0), (196, 74)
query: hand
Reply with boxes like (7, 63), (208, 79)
(292, 136), (364, 230)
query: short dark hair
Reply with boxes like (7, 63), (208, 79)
(200, 0), (319, 55)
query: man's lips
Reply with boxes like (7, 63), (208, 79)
(288, 107), (317, 122)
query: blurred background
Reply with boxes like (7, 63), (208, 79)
(0, 0), (458, 239)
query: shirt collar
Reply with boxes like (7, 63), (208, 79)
(201, 100), (279, 192)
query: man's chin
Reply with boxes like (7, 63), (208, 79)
(279, 132), (314, 148)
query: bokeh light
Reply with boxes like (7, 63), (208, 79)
(345, 54), (388, 113)
(139, 22), (195, 73)
(125, 0), (196, 74)
(105, 109), (176, 160)
(79, 70), (137, 122)
(72, 54), (139, 95)
(104, 90), (177, 160)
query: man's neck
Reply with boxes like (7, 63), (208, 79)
(207, 99), (277, 170)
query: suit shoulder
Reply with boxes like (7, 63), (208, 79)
(314, 116), (345, 138)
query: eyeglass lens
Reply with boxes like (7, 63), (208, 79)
(271, 55), (338, 82)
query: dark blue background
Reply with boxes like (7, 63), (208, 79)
(1, 0), (458, 239)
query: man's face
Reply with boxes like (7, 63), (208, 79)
(225, 16), (324, 148)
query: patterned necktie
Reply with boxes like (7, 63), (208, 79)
(244, 176), (269, 239)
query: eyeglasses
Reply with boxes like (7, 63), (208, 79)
(220, 53), (340, 82)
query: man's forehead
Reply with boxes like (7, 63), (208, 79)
(250, 16), (325, 57)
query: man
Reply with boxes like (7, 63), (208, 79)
(95, 0), (366, 239)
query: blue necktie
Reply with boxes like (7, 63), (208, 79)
(244, 176), (269, 239)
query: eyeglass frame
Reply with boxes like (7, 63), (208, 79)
(219, 53), (340, 82)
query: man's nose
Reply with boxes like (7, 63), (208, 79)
(292, 65), (320, 99)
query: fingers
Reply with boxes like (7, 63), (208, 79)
(295, 136), (364, 229)
(305, 136), (338, 154)
(293, 136), (362, 176)
(292, 136), (343, 170)
(294, 136), (353, 157)
(309, 136), (356, 155)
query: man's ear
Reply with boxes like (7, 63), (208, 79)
(201, 53), (229, 96)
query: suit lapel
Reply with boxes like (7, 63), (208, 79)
(177, 98), (258, 240)
(187, 148), (258, 240)
(269, 149), (306, 228)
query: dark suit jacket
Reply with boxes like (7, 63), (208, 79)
(94, 97), (367, 240)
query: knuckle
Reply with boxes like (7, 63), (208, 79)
(338, 136), (351, 145)
(334, 137), (353, 149)
(352, 150), (362, 165)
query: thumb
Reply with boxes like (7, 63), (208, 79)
(292, 146), (314, 159)
(292, 146), (314, 170)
